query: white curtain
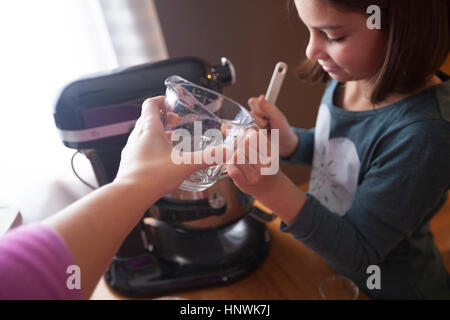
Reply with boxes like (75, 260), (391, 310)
(99, 0), (168, 66)
(0, 0), (168, 224)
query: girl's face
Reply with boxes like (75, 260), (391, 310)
(295, 0), (388, 82)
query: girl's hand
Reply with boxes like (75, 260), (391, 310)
(226, 129), (279, 199)
(248, 94), (299, 158)
(226, 129), (306, 225)
(114, 96), (225, 200)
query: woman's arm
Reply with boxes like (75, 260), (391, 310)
(42, 96), (224, 299)
(42, 180), (157, 299)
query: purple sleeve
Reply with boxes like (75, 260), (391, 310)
(0, 223), (82, 300)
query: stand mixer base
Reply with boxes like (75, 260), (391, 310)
(104, 215), (270, 298)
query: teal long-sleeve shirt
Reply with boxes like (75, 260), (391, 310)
(281, 73), (450, 299)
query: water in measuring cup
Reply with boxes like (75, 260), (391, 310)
(179, 134), (224, 191)
(183, 165), (222, 187)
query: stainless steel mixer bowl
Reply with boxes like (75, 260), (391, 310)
(149, 176), (256, 230)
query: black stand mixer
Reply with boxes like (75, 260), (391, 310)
(53, 57), (272, 297)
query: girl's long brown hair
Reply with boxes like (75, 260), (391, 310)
(288, 0), (450, 105)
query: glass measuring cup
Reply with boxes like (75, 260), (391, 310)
(319, 275), (359, 300)
(164, 75), (255, 192)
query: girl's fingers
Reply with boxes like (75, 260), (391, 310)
(249, 96), (276, 130)
(227, 164), (247, 188)
(245, 131), (264, 174)
(248, 97), (268, 116)
(251, 112), (269, 128)
(258, 95), (274, 113)
(249, 100), (266, 117)
(232, 131), (260, 183)
(233, 159), (258, 183)
(258, 95), (282, 125)
(250, 108), (268, 120)
(248, 97), (258, 109)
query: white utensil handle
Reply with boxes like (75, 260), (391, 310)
(265, 62), (288, 105)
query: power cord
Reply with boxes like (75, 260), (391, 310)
(71, 151), (98, 190)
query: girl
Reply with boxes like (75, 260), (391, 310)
(227, 0), (450, 299)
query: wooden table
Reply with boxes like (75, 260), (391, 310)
(90, 185), (450, 300)
(91, 218), (354, 300)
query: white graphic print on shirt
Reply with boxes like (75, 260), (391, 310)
(308, 104), (361, 216)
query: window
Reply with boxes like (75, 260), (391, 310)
(0, 0), (167, 223)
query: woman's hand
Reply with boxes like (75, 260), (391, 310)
(114, 96), (225, 201)
(43, 96), (228, 299)
(248, 94), (299, 158)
